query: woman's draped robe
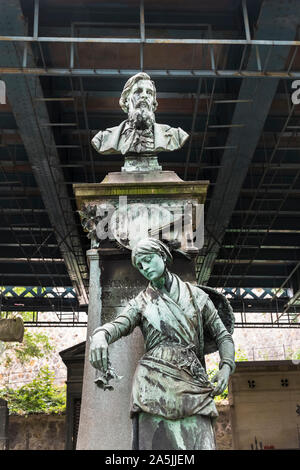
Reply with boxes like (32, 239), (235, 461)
(93, 274), (235, 448)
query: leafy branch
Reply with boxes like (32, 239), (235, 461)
(0, 367), (66, 415)
(1, 330), (53, 367)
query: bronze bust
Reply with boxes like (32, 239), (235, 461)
(91, 73), (189, 156)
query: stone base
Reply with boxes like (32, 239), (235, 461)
(101, 169), (182, 185)
(74, 170), (208, 255)
(74, 171), (208, 207)
(122, 154), (162, 172)
(74, 167), (210, 449)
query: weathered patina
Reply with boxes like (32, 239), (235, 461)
(91, 72), (189, 171)
(90, 238), (235, 450)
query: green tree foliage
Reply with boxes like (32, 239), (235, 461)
(1, 331), (53, 367)
(0, 299), (54, 367)
(234, 347), (248, 362)
(0, 288), (65, 415)
(0, 367), (66, 415)
(285, 347), (300, 360)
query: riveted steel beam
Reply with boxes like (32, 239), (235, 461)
(0, 0), (89, 304)
(1, 68), (300, 78)
(197, 0), (300, 285)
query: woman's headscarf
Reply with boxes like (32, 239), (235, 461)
(131, 238), (173, 268)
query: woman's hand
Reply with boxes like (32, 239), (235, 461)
(211, 364), (231, 396)
(89, 330), (109, 371)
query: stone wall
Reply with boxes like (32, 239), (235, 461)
(229, 361), (300, 450)
(215, 402), (233, 450)
(8, 414), (65, 450)
(0, 316), (87, 389)
(6, 404), (232, 451)
(205, 317), (300, 371)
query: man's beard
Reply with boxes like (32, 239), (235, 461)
(128, 105), (155, 130)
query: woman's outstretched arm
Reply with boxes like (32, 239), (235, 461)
(89, 299), (140, 371)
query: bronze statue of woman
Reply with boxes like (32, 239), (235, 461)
(89, 238), (235, 450)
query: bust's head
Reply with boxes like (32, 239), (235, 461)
(131, 238), (172, 282)
(119, 73), (158, 114)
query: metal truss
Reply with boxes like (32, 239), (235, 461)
(0, 0), (300, 78)
(222, 288), (300, 327)
(1, 286), (299, 327)
(2, 69), (300, 79)
(234, 313), (300, 329)
(1, 0), (300, 329)
(0, 286), (87, 327)
(0, 286), (82, 310)
(22, 314), (88, 328)
(222, 287), (290, 302)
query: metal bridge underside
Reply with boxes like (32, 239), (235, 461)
(0, 0), (300, 327)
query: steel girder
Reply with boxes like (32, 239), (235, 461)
(196, 0), (300, 285)
(0, 0), (89, 305)
(1, 285), (299, 328)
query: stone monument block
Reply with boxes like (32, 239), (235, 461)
(73, 72), (234, 450)
(74, 173), (209, 449)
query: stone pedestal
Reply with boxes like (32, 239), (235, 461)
(75, 171), (208, 253)
(122, 154), (162, 172)
(76, 249), (145, 450)
(73, 170), (209, 450)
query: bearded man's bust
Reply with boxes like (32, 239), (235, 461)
(91, 73), (189, 156)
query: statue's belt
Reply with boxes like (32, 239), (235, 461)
(140, 342), (212, 387)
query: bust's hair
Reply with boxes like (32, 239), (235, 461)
(119, 73), (158, 113)
(131, 237), (173, 268)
